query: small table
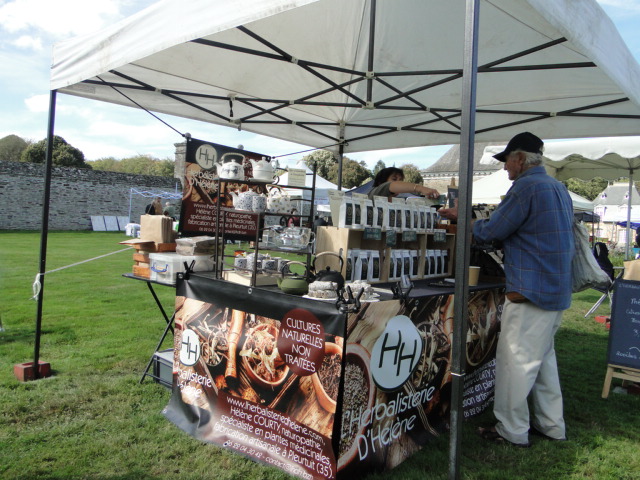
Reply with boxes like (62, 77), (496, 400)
(122, 273), (175, 383)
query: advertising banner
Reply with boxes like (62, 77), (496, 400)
(336, 288), (502, 475)
(179, 137), (268, 239)
(165, 275), (503, 479)
(165, 275), (346, 480)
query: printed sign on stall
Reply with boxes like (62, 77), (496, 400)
(179, 137), (268, 239)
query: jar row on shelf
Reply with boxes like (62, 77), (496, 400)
(344, 247), (450, 284)
(337, 195), (441, 233)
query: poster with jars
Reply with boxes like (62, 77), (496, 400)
(179, 137), (271, 239)
(165, 274), (503, 479)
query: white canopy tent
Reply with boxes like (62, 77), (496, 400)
(482, 136), (640, 255)
(472, 168), (594, 211)
(51, 0), (640, 156)
(35, 1), (640, 477)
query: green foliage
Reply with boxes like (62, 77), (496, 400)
(329, 158), (372, 189)
(302, 150), (372, 188)
(564, 177), (609, 200)
(372, 159), (386, 177)
(302, 150), (336, 180)
(0, 134), (30, 162)
(400, 163), (424, 184)
(20, 135), (91, 169)
(88, 154), (175, 177)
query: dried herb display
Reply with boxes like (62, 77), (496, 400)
(339, 362), (368, 457)
(318, 353), (341, 401)
(239, 323), (287, 384)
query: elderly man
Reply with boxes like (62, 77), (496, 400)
(440, 132), (574, 447)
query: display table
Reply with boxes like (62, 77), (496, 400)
(164, 273), (504, 479)
(122, 273), (176, 383)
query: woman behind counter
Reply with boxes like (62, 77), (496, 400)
(368, 167), (440, 200)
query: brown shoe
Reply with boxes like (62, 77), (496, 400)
(477, 426), (531, 448)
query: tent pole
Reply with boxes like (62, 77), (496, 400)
(626, 175), (633, 259)
(128, 188), (133, 223)
(32, 90), (57, 380)
(337, 143), (344, 190)
(449, 1), (480, 479)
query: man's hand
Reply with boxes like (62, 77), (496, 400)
(438, 199), (459, 221)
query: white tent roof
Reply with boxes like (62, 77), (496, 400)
(51, 0), (640, 154)
(472, 168), (593, 211)
(481, 136), (640, 181)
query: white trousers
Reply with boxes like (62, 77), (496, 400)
(494, 299), (566, 444)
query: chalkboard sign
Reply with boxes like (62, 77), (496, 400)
(607, 279), (640, 369)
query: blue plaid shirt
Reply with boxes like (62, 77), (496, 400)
(473, 166), (574, 311)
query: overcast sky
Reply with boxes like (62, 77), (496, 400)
(1, 0), (638, 169)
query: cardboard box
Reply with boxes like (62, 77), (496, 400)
(149, 253), (215, 284)
(152, 349), (174, 388)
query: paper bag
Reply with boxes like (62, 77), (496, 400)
(140, 214), (174, 244)
(623, 259), (640, 281)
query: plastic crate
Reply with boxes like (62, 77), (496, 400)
(152, 349), (174, 388)
(149, 253), (215, 284)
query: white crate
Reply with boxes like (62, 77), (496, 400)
(149, 252), (215, 284)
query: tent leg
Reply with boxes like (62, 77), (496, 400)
(449, 1), (480, 480)
(27, 90), (57, 381)
(626, 175), (633, 259)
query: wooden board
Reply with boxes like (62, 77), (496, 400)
(222, 270), (279, 286)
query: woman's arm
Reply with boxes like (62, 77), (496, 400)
(388, 181), (439, 199)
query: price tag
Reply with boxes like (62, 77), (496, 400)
(363, 227), (382, 240)
(385, 229), (397, 247)
(286, 168), (306, 187)
(433, 231), (446, 243)
(402, 230), (417, 242)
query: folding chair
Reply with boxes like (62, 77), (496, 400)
(584, 242), (620, 318)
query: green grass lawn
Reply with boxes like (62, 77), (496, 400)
(1, 231), (638, 480)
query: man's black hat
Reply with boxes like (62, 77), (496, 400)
(493, 132), (543, 162)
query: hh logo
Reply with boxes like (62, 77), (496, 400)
(370, 315), (423, 391)
(195, 143), (217, 169)
(179, 329), (201, 366)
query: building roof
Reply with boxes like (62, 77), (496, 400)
(593, 183), (640, 206)
(422, 142), (502, 175)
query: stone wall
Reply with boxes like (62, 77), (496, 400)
(0, 161), (181, 231)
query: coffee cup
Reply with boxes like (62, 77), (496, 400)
(468, 266), (481, 286)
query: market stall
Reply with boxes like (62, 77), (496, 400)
(165, 273), (503, 480)
(32, 1), (640, 479)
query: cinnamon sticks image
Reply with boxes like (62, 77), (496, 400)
(224, 309), (245, 388)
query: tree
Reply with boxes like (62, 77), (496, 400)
(20, 135), (91, 169)
(372, 160), (386, 178)
(330, 159), (371, 189)
(564, 177), (609, 201)
(87, 155), (175, 177)
(0, 135), (30, 162)
(302, 150), (337, 180)
(399, 163), (424, 184)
